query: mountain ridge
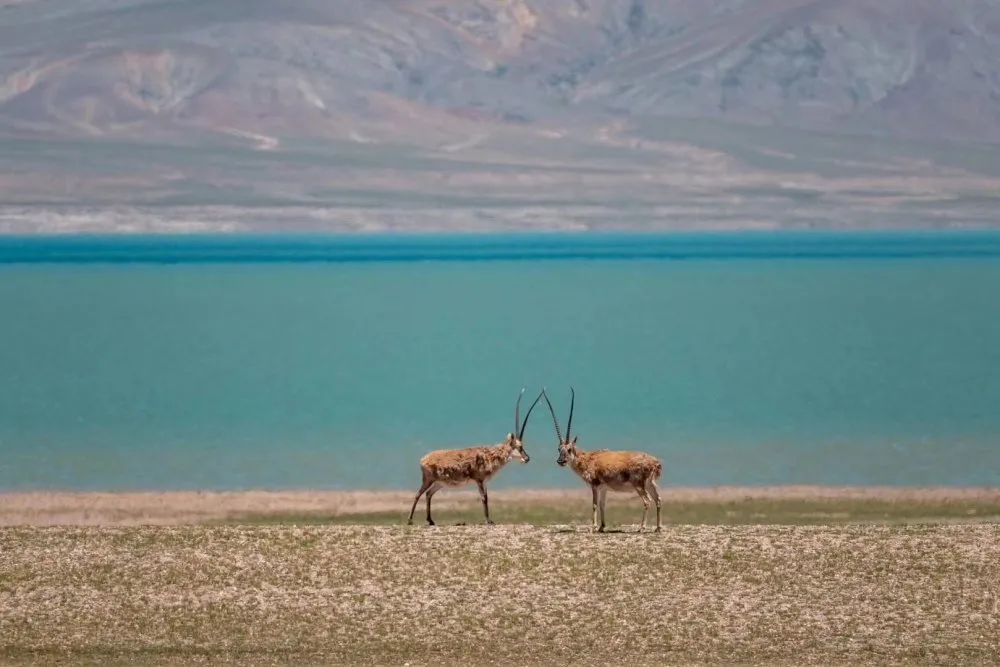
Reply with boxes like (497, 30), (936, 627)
(1, 0), (999, 232)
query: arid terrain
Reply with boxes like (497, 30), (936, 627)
(1, 488), (998, 664)
(2, 0), (1000, 231)
(3, 486), (999, 527)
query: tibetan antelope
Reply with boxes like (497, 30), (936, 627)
(543, 388), (663, 532)
(407, 389), (543, 526)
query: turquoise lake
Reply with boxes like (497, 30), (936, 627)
(1, 233), (998, 490)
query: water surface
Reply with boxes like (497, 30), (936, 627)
(1, 233), (998, 489)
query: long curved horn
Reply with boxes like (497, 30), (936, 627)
(541, 389), (563, 444)
(514, 387), (525, 435)
(518, 391), (543, 440)
(566, 387), (576, 440)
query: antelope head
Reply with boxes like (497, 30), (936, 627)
(542, 388), (578, 467)
(506, 388), (543, 463)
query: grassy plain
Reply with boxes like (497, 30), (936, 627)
(1, 488), (998, 665)
(3, 487), (999, 527)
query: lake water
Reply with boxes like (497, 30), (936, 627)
(1, 232), (999, 490)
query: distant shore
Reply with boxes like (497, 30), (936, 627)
(3, 486), (998, 527)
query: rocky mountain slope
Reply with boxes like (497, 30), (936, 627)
(1, 0), (999, 231)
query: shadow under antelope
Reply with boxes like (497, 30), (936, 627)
(543, 388), (663, 532)
(407, 389), (543, 526)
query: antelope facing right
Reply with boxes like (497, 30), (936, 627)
(543, 388), (663, 532)
(407, 389), (542, 526)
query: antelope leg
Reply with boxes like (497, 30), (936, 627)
(636, 485), (651, 532)
(477, 481), (493, 525)
(591, 485), (599, 532)
(647, 479), (662, 532)
(425, 485), (440, 526)
(598, 486), (608, 533)
(408, 479), (432, 525)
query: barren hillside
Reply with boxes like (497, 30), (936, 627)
(2, 0), (999, 231)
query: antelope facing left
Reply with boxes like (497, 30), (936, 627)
(543, 388), (664, 533)
(407, 389), (543, 526)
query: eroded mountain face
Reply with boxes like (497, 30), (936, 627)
(1, 0), (998, 230)
(3, 0), (998, 142)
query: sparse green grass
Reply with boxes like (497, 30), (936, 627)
(2, 524), (998, 665)
(221, 494), (1000, 527)
(6, 488), (998, 528)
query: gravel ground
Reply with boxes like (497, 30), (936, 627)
(3, 487), (998, 526)
(1, 523), (998, 665)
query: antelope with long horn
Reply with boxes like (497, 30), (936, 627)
(407, 389), (543, 526)
(543, 388), (663, 532)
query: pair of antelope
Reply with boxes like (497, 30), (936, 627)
(407, 388), (663, 532)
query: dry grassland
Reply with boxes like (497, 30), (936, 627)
(1, 489), (998, 665)
(3, 487), (999, 527)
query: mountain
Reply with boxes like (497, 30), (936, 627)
(1, 0), (999, 232)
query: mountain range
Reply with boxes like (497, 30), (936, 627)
(2, 0), (999, 232)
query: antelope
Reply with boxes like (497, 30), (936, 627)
(542, 388), (663, 532)
(407, 389), (543, 526)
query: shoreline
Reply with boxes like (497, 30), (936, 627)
(3, 486), (998, 526)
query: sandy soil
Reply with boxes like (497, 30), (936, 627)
(1, 524), (997, 665)
(1, 487), (998, 526)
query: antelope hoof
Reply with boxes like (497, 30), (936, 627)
(597, 525), (606, 533)
(427, 520), (435, 526)
(486, 519), (495, 526)
(407, 520), (413, 526)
